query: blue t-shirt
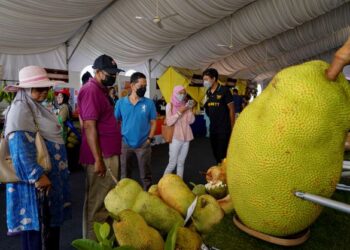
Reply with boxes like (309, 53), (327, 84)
(115, 96), (157, 148)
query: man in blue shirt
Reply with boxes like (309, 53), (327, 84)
(115, 72), (157, 190)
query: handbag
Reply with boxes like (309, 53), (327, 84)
(161, 103), (175, 143)
(0, 104), (52, 183)
(162, 123), (175, 143)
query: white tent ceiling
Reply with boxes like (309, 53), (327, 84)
(0, 0), (349, 82)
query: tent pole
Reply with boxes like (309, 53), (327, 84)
(64, 0), (118, 62)
(65, 42), (69, 70)
(151, 45), (175, 72)
(67, 20), (92, 63)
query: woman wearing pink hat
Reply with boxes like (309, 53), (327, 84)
(163, 85), (195, 178)
(4, 66), (70, 250)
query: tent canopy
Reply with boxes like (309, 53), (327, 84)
(1, 0), (350, 82)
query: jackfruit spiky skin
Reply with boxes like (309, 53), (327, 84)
(132, 191), (184, 234)
(104, 178), (143, 217)
(176, 227), (202, 250)
(227, 60), (350, 236)
(113, 209), (164, 250)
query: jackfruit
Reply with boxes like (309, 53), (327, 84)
(104, 178), (143, 216)
(192, 194), (224, 234)
(217, 195), (234, 214)
(158, 174), (195, 216)
(190, 183), (207, 196)
(175, 227), (202, 250)
(227, 60), (350, 236)
(113, 209), (164, 250)
(206, 165), (226, 184)
(132, 191), (184, 234)
(205, 181), (227, 199)
(148, 184), (160, 197)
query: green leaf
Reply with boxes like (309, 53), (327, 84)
(190, 182), (196, 187)
(72, 239), (103, 250)
(164, 222), (181, 250)
(100, 222), (111, 240)
(94, 222), (103, 243)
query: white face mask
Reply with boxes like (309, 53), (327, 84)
(176, 93), (186, 102)
(203, 80), (212, 88)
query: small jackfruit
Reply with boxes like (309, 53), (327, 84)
(132, 191), (184, 234)
(158, 174), (195, 216)
(175, 227), (202, 250)
(113, 209), (164, 250)
(104, 178), (143, 217)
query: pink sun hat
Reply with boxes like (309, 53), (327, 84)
(5, 65), (65, 92)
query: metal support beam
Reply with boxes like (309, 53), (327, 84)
(148, 58), (152, 78)
(64, 0), (118, 62)
(65, 41), (69, 69)
(67, 20), (92, 63)
(151, 45), (175, 73)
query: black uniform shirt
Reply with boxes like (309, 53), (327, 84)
(204, 84), (233, 134)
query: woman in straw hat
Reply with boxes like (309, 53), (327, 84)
(4, 66), (71, 250)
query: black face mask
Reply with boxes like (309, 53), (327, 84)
(136, 86), (146, 97)
(101, 74), (116, 87)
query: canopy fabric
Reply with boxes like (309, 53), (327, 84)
(0, 0), (349, 83)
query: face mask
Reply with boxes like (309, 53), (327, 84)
(203, 80), (212, 88)
(101, 74), (116, 87)
(176, 93), (185, 102)
(136, 86), (147, 97)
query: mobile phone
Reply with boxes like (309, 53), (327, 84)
(186, 100), (194, 108)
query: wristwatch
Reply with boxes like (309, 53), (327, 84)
(147, 137), (155, 143)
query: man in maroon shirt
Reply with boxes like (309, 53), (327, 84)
(78, 54), (123, 239)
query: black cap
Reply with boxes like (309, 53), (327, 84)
(92, 54), (125, 74)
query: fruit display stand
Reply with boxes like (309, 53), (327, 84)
(203, 186), (350, 250)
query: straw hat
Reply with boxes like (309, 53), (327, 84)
(19, 66), (62, 88)
(5, 65), (64, 92)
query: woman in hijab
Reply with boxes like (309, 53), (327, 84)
(4, 66), (71, 250)
(163, 85), (195, 178)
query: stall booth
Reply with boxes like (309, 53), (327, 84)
(157, 66), (207, 138)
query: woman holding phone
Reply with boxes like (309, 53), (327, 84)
(163, 85), (195, 178)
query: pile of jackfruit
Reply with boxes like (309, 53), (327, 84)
(66, 129), (80, 149)
(190, 159), (234, 215)
(104, 174), (226, 249)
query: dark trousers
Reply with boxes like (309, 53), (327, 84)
(120, 141), (152, 190)
(210, 133), (231, 164)
(21, 227), (60, 250)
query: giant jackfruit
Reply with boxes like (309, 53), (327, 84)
(227, 60), (350, 236)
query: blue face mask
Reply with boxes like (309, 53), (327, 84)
(203, 80), (212, 88)
(176, 93), (186, 102)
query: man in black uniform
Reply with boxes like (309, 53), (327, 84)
(203, 68), (235, 164)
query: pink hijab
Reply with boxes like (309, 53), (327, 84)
(171, 85), (185, 114)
